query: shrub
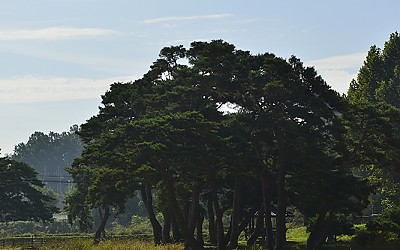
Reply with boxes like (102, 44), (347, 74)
(367, 205), (400, 239)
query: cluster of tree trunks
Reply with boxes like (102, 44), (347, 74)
(123, 174), (289, 250)
(90, 169), (294, 250)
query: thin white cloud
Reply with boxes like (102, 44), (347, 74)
(0, 75), (135, 104)
(162, 24), (178, 28)
(211, 29), (246, 34)
(305, 52), (366, 94)
(0, 43), (140, 75)
(165, 39), (186, 45)
(228, 18), (257, 24)
(317, 70), (358, 95)
(306, 53), (366, 70)
(143, 14), (233, 24)
(0, 27), (117, 40)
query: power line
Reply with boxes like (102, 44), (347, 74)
(42, 180), (76, 183)
(38, 175), (72, 178)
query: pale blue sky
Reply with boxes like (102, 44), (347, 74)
(1, 0), (400, 155)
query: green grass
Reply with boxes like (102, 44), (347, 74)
(286, 226), (309, 243)
(3, 224), (400, 250)
(37, 239), (184, 250)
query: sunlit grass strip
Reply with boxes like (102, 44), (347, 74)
(40, 239), (184, 250)
(286, 226), (309, 243)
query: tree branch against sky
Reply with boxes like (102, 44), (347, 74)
(2, 0), (400, 154)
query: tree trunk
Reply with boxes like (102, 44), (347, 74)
(262, 173), (274, 249)
(207, 192), (217, 244)
(163, 173), (204, 250)
(184, 202), (191, 224)
(98, 207), (106, 238)
(196, 212), (205, 245)
(238, 205), (259, 238)
(225, 217), (232, 245)
(209, 174), (227, 250)
(307, 211), (329, 250)
(94, 206), (110, 244)
(228, 177), (242, 249)
(275, 162), (287, 250)
(140, 184), (163, 244)
(247, 204), (264, 246)
(171, 211), (182, 242)
(162, 208), (172, 243)
(188, 181), (202, 236)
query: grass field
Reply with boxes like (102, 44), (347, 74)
(0, 239), (184, 250)
(1, 226), (400, 249)
(43, 239), (184, 250)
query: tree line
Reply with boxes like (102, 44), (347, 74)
(12, 126), (84, 208)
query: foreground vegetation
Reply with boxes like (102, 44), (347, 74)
(1, 238), (183, 250)
(2, 211), (400, 249)
(3, 226), (400, 250)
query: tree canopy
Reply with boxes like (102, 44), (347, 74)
(348, 32), (400, 108)
(0, 155), (58, 223)
(67, 40), (374, 250)
(12, 125), (84, 176)
(12, 126), (85, 207)
(347, 32), (400, 210)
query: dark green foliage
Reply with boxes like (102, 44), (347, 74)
(12, 126), (84, 175)
(343, 101), (400, 169)
(348, 32), (400, 107)
(11, 126), (85, 208)
(344, 32), (400, 250)
(66, 40), (375, 250)
(0, 156), (58, 223)
(347, 32), (400, 210)
(367, 206), (400, 238)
